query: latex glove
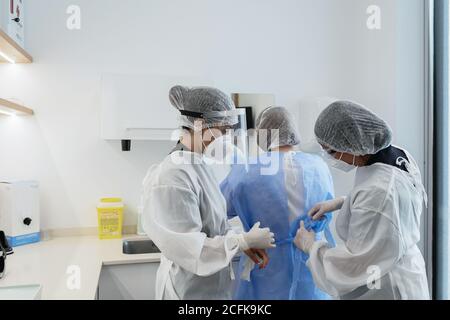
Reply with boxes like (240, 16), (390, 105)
(239, 249), (269, 281)
(244, 249), (269, 269)
(308, 197), (345, 221)
(238, 222), (276, 251)
(294, 221), (316, 254)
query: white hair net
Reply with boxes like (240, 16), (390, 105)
(255, 106), (300, 151)
(169, 86), (237, 130)
(314, 101), (393, 156)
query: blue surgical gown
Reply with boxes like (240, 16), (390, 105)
(221, 152), (335, 300)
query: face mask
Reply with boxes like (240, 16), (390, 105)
(203, 131), (236, 164)
(323, 152), (357, 173)
(202, 132), (234, 182)
(203, 132), (244, 165)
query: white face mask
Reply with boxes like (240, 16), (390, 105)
(323, 151), (357, 173)
(204, 131), (243, 164)
(204, 134), (227, 163)
(203, 132), (241, 182)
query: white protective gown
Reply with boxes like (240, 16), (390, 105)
(307, 150), (430, 300)
(141, 150), (240, 300)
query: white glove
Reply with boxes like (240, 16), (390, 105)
(294, 221), (315, 254)
(238, 222), (276, 251)
(308, 197), (346, 221)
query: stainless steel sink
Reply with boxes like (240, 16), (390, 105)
(122, 238), (161, 255)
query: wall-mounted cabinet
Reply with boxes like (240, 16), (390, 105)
(100, 74), (212, 150)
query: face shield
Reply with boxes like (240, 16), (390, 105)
(181, 109), (249, 167)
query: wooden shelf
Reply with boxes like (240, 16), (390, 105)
(0, 98), (34, 115)
(0, 28), (32, 63)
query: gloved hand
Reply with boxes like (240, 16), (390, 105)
(308, 197), (345, 221)
(294, 221), (316, 254)
(244, 249), (269, 269)
(238, 222), (276, 251)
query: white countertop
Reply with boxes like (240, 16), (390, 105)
(0, 235), (161, 300)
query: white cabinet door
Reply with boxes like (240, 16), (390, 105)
(98, 259), (240, 300)
(98, 262), (159, 300)
(101, 74), (212, 141)
(0, 285), (42, 300)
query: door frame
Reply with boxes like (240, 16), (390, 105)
(424, 0), (435, 298)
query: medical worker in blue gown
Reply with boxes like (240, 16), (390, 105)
(221, 106), (335, 300)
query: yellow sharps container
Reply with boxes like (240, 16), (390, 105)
(97, 198), (124, 240)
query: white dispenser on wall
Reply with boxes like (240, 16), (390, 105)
(0, 181), (40, 247)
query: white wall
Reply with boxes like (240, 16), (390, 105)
(0, 0), (426, 231)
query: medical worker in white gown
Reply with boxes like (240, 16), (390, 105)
(141, 86), (275, 300)
(294, 100), (430, 300)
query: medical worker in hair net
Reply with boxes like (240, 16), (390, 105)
(141, 86), (276, 300)
(294, 101), (430, 300)
(221, 106), (335, 300)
